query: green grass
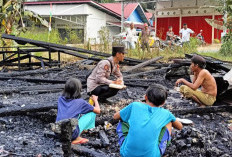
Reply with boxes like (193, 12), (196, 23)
(197, 52), (232, 62)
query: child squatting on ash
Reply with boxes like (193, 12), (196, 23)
(114, 84), (183, 157)
(55, 78), (100, 144)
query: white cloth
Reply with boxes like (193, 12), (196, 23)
(180, 28), (194, 42)
(223, 69), (232, 89)
(126, 28), (136, 43)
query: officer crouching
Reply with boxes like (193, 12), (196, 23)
(87, 46), (126, 103)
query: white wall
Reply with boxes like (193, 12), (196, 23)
(25, 3), (120, 44)
(108, 26), (121, 40)
(86, 5), (120, 44)
(25, 4), (88, 16)
(156, 0), (215, 10)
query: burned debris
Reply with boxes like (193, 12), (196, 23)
(0, 35), (231, 157)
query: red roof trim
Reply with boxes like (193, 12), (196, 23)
(24, 1), (92, 5)
(24, 1), (121, 18)
(100, 3), (138, 19)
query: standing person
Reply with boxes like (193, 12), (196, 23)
(141, 23), (150, 52)
(197, 30), (205, 45)
(179, 23), (194, 44)
(56, 78), (101, 144)
(175, 55), (217, 107)
(166, 26), (175, 46)
(114, 84), (183, 157)
(126, 23), (136, 49)
(87, 46), (126, 103)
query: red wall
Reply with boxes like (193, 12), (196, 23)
(156, 17), (179, 40)
(157, 16), (216, 43)
(182, 16), (212, 43)
(214, 15), (223, 41)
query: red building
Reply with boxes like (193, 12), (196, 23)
(154, 0), (223, 44)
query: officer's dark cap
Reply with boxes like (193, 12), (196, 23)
(112, 46), (127, 56)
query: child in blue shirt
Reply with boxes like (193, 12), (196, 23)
(114, 84), (183, 157)
(56, 78), (100, 144)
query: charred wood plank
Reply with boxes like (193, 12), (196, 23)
(1, 34), (143, 64)
(123, 67), (171, 79)
(171, 105), (232, 115)
(185, 54), (230, 72)
(0, 77), (65, 84)
(72, 145), (108, 157)
(60, 119), (73, 157)
(125, 56), (164, 73)
(0, 62), (60, 67)
(0, 84), (64, 94)
(99, 130), (110, 147)
(0, 68), (61, 77)
(0, 104), (57, 117)
(2, 54), (30, 63)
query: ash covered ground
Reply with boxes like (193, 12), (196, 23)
(0, 64), (231, 157)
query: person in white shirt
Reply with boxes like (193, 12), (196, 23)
(126, 23), (136, 49)
(179, 23), (194, 43)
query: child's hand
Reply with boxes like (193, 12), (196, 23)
(92, 95), (98, 102)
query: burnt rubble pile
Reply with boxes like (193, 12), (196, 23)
(0, 54), (232, 157)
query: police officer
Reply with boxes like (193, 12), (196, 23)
(87, 46), (126, 102)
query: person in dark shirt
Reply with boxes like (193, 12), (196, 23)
(166, 26), (174, 46)
(56, 78), (100, 144)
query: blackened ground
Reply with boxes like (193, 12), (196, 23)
(0, 64), (231, 157)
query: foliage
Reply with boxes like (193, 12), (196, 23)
(213, 0), (232, 56)
(0, 0), (48, 48)
(19, 26), (67, 45)
(125, 37), (198, 61)
(98, 26), (110, 53)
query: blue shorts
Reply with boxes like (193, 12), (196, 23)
(116, 122), (171, 156)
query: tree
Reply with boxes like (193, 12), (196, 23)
(0, 0), (48, 47)
(214, 0), (232, 56)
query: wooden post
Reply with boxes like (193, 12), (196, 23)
(29, 52), (32, 69)
(17, 47), (21, 71)
(58, 51), (61, 68)
(155, 11), (158, 37)
(179, 9), (182, 31)
(49, 46), (52, 68)
(212, 13), (215, 43)
(121, 1), (124, 33)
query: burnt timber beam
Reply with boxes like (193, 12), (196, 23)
(72, 145), (107, 157)
(0, 62), (60, 67)
(0, 77), (65, 84)
(0, 48), (55, 54)
(0, 84), (64, 94)
(1, 34), (143, 64)
(171, 105), (232, 115)
(0, 104), (57, 117)
(0, 68), (62, 77)
(185, 54), (230, 72)
(124, 67), (171, 79)
(125, 56), (164, 73)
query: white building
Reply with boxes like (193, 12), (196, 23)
(24, 0), (122, 43)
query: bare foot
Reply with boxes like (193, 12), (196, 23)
(72, 137), (89, 144)
(199, 104), (206, 108)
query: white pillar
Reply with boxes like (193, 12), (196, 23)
(212, 13), (215, 43)
(155, 11), (157, 36)
(179, 9), (182, 32)
(121, 1), (124, 33)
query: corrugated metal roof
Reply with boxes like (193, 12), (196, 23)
(101, 3), (138, 19)
(24, 0), (121, 19)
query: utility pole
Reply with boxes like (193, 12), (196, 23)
(121, 0), (124, 32)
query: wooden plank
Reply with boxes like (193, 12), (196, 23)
(125, 56), (164, 73)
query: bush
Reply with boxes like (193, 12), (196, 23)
(19, 27), (67, 45)
(214, 39), (221, 44)
(219, 35), (232, 56)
